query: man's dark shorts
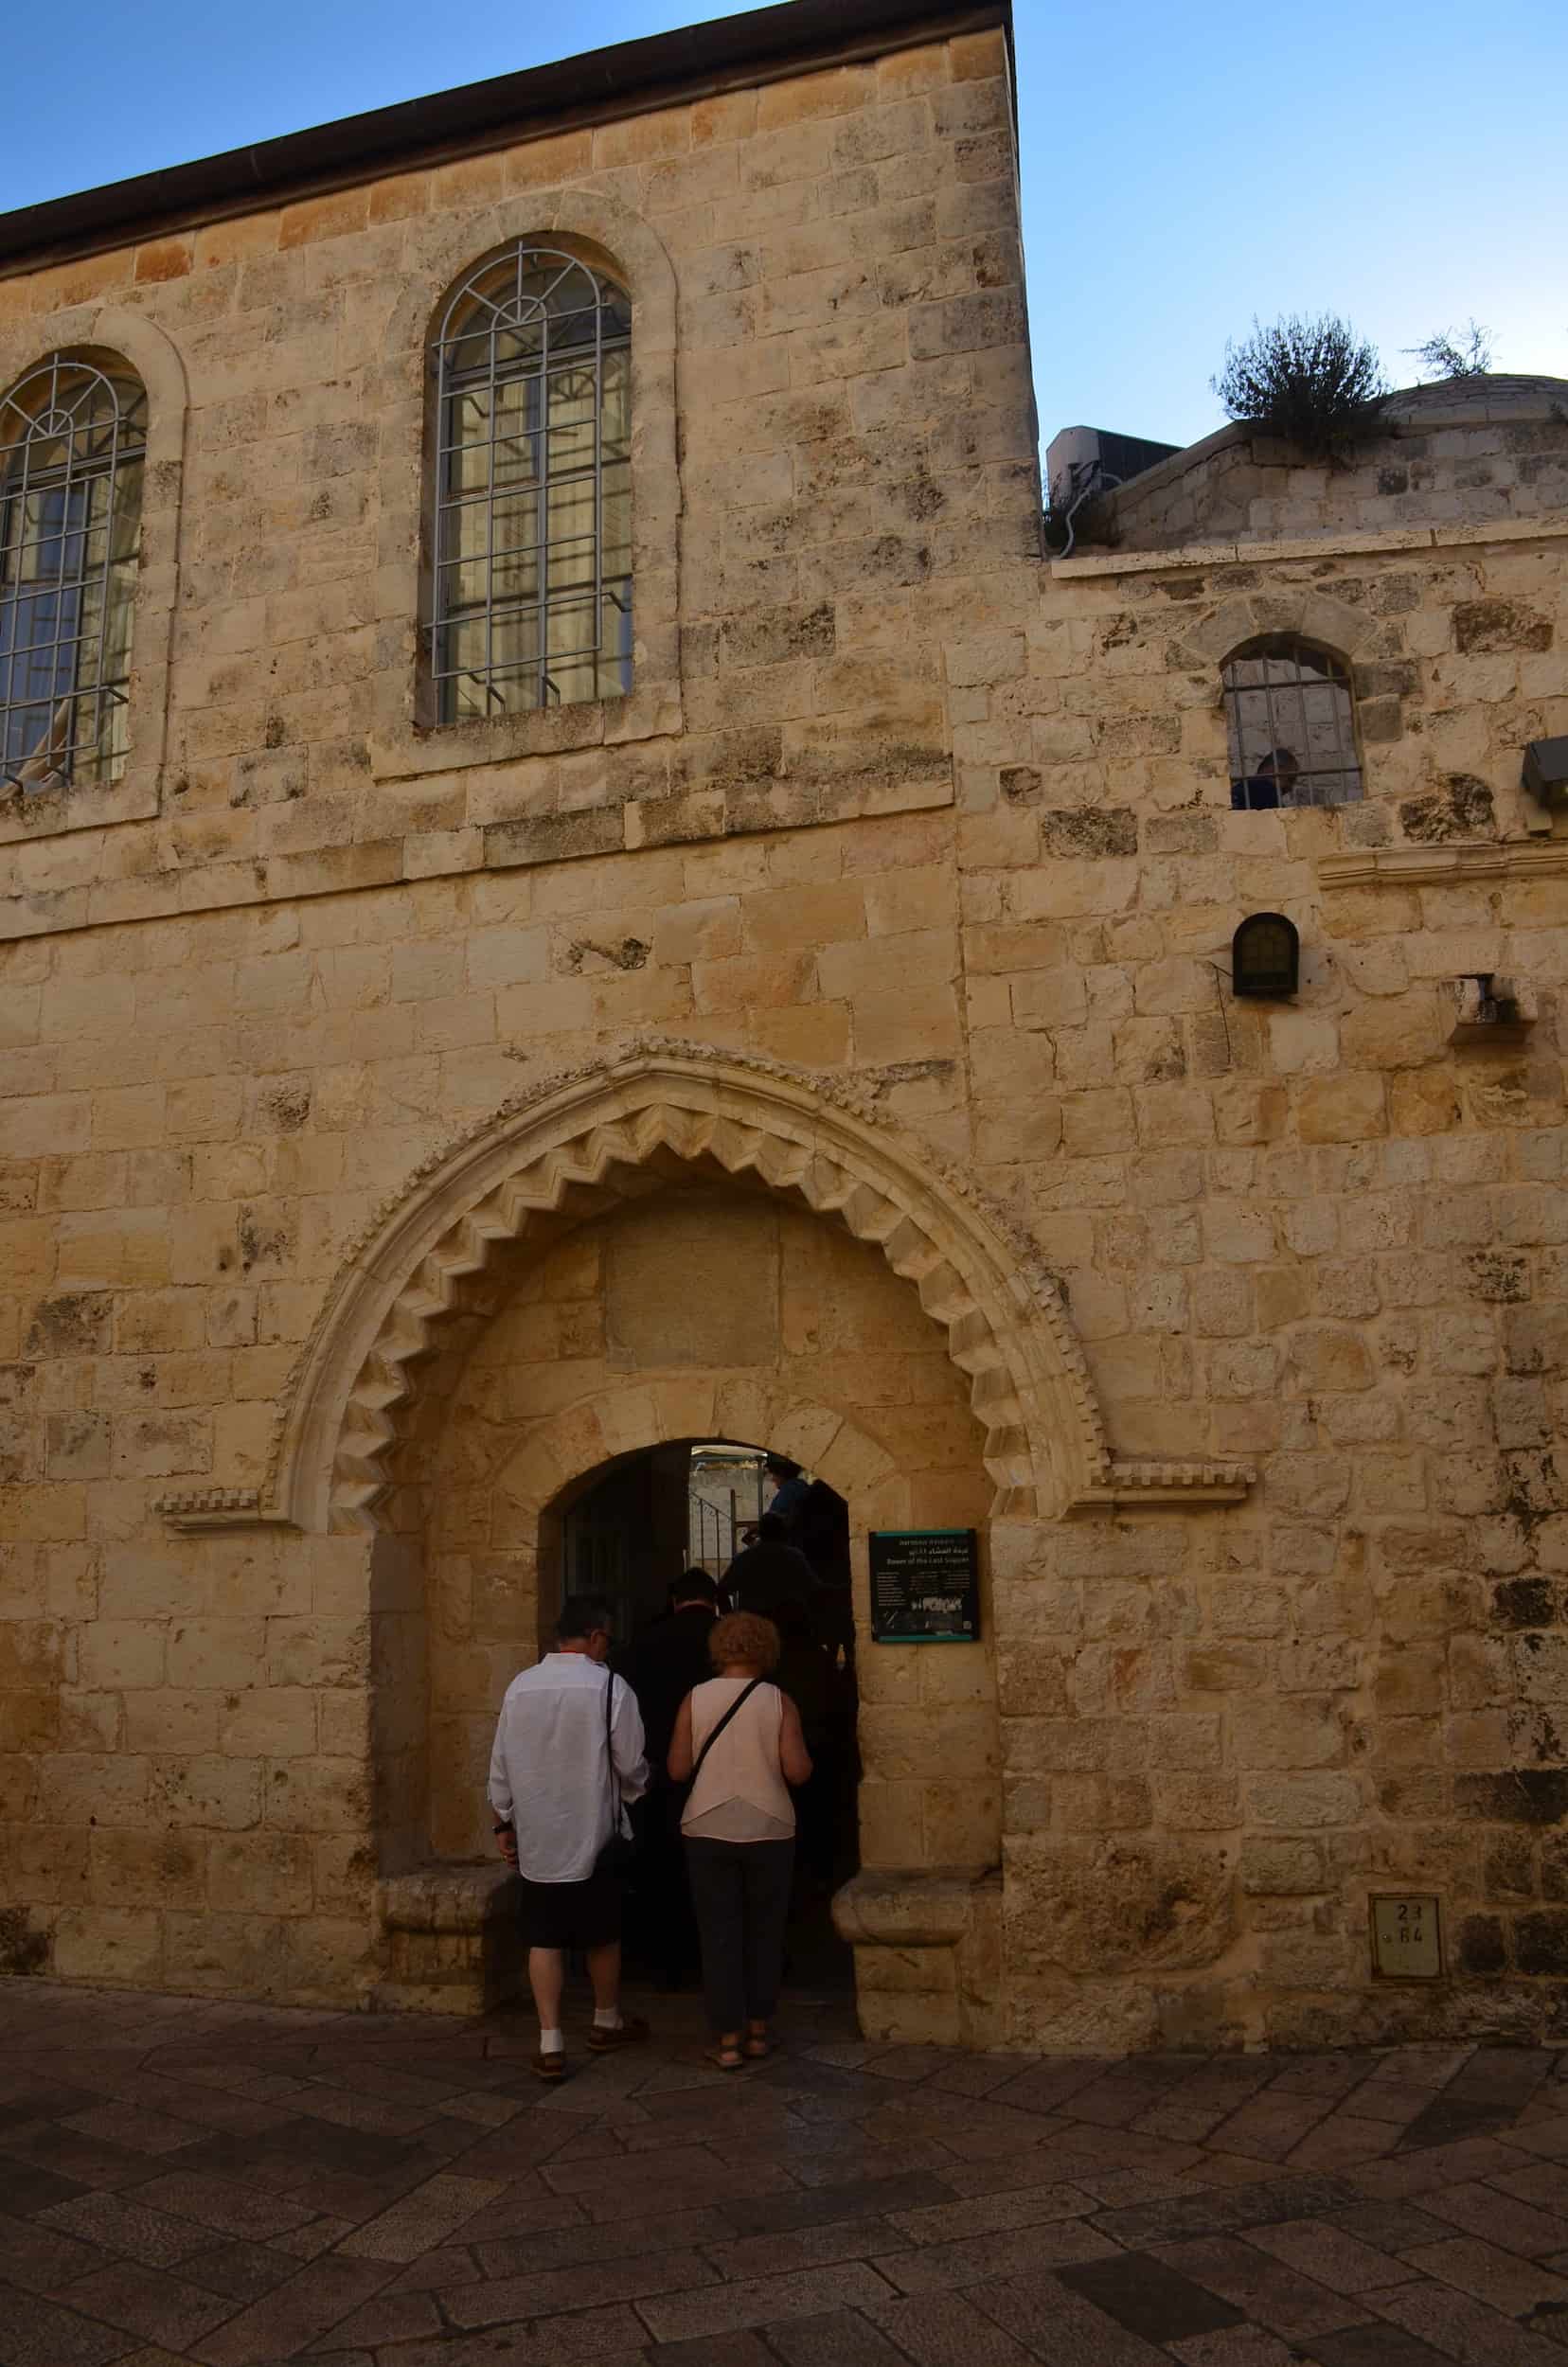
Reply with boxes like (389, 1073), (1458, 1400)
(516, 1868), (622, 1950)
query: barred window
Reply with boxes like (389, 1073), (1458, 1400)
(431, 245), (632, 722)
(1223, 636), (1363, 810)
(1, 355), (146, 792)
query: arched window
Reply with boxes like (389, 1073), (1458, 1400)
(1, 354), (146, 793)
(1222, 636), (1362, 810)
(431, 245), (632, 722)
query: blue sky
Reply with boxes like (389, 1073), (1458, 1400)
(5, 0), (1564, 450)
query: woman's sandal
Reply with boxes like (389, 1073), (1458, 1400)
(708, 2041), (745, 2071)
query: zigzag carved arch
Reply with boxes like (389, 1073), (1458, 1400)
(262, 1044), (1117, 1536)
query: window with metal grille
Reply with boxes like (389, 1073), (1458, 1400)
(1223, 636), (1363, 810)
(1, 355), (146, 793)
(431, 245), (632, 722)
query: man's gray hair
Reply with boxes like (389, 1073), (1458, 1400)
(556, 1593), (614, 1643)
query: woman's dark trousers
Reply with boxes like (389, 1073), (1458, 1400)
(684, 1837), (794, 2034)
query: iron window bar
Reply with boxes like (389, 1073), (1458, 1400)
(430, 245), (632, 722)
(0, 354), (145, 793)
(1222, 635), (1363, 810)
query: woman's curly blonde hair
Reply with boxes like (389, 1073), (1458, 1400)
(708, 1611), (780, 1673)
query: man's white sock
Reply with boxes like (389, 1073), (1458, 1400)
(539, 2027), (564, 2055)
(593, 2007), (623, 2030)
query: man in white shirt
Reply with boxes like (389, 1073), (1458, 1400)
(489, 1593), (650, 2080)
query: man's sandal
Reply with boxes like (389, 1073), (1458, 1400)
(708, 2041), (744, 2071)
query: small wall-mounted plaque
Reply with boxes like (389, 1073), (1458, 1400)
(869, 1529), (980, 1643)
(1370, 1894), (1443, 1980)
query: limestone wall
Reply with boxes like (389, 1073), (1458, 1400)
(956, 533), (1568, 2047)
(1096, 379), (1568, 554)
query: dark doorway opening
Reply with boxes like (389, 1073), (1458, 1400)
(547, 1438), (859, 1996)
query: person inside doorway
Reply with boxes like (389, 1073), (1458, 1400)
(764, 1453), (811, 1535)
(722, 1512), (816, 1619)
(668, 1611), (813, 2070)
(489, 1592), (651, 2082)
(626, 1568), (719, 1987)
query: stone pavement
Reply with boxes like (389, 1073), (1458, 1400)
(8, 1982), (1568, 2367)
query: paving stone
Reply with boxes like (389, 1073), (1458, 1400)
(1324, 2199), (1457, 2255)
(65, 2261), (235, 2351)
(649, 2335), (778, 2367)
(862, 2288), (1043, 2365)
(443, 2247), (718, 2328)
(63, 2109), (206, 2160)
(1310, 2326), (1481, 2367)
(477, 2205), (728, 2277)
(544, 2145), (797, 2217)
(1167, 2330), (1301, 2367)
(1401, 2233), (1568, 2318)
(0, 2161), (91, 2216)
(1493, 2161), (1568, 2215)
(310, 2284), (444, 2345)
(636, 2260), (896, 2343)
(1058, 2251), (1246, 2341)
(333, 2169), (505, 2262)
(1243, 2214), (1421, 2293)
(1349, 2138), (1528, 2200)
(1369, 2279), (1568, 2365)
(971, 2272), (1176, 2362)
(179, 2240), (298, 2303)
(0, 2203), (113, 2294)
(716, 2172), (951, 2239)
(186, 2255), (396, 2366)
(700, 2216), (909, 2281)
(1415, 2178), (1568, 2257)
(1149, 2234), (1368, 2340)
(761, 2307), (912, 2365)
(129, 2173), (319, 2243)
(39, 2193), (218, 2269)
(369, 2306), (650, 2363)
(879, 2216), (1123, 2293)
(0, 2285), (138, 2367)
(1286, 2113), (1399, 2172)
(887, 2181), (1096, 2244)
(1399, 2098), (1520, 2152)
(1093, 2173), (1361, 2249)
(264, 2216), (354, 2260)
(1508, 2115), (1568, 2160)
(0, 2126), (156, 2191)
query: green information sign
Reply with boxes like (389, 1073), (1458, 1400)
(869, 1529), (980, 1643)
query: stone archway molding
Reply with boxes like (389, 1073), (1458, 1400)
(158, 1041), (1253, 1537)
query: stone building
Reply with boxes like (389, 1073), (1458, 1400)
(1, 0), (1566, 2052)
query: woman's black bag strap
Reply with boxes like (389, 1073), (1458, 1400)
(689, 1677), (765, 1789)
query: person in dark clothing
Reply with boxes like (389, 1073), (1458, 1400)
(773, 1597), (836, 1887)
(722, 1514), (817, 1621)
(626, 1570), (718, 1987)
(764, 1454), (811, 1536)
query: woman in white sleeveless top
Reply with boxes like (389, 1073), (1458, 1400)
(668, 1611), (812, 2069)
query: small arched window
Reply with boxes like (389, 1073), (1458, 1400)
(431, 244), (632, 722)
(1, 354), (146, 792)
(1222, 635), (1362, 810)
